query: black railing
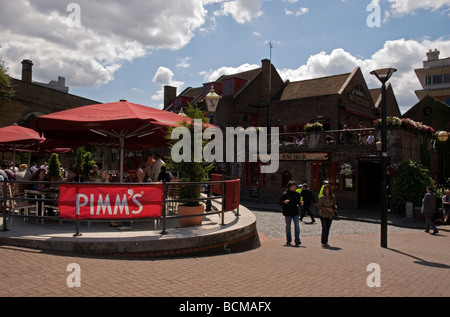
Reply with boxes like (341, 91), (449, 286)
(1, 177), (239, 237)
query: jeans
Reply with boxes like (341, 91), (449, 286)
(285, 215), (300, 243)
(320, 217), (333, 244)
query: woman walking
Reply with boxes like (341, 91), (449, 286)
(318, 184), (337, 248)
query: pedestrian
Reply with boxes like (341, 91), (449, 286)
(280, 180), (302, 246)
(442, 189), (450, 225)
(422, 186), (438, 234)
(318, 184), (337, 248)
(299, 183), (316, 223)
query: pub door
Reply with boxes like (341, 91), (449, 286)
(358, 161), (381, 209)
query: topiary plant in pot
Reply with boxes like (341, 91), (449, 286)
(47, 153), (62, 181)
(166, 104), (214, 227)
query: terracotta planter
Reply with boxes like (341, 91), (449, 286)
(178, 204), (205, 227)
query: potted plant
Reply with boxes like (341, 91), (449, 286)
(47, 153), (62, 181)
(81, 151), (96, 180)
(166, 104), (214, 227)
(394, 160), (434, 218)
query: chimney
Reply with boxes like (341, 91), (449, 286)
(164, 85), (177, 110)
(21, 59), (33, 83)
(426, 49), (440, 61)
(261, 59), (271, 102)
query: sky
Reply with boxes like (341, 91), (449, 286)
(1, 0), (450, 114)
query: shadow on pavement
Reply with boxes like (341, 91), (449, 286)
(387, 248), (450, 269)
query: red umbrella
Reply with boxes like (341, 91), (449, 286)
(31, 100), (192, 181)
(0, 124), (45, 167)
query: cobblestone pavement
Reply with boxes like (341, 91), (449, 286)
(0, 205), (448, 304)
(251, 207), (421, 241)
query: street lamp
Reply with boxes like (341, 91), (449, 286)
(205, 85), (221, 124)
(437, 130), (449, 142)
(370, 67), (397, 248)
(204, 85), (221, 212)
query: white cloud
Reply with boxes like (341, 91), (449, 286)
(0, 0), (207, 88)
(387, 0), (450, 16)
(285, 7), (309, 16)
(200, 63), (260, 82)
(215, 0), (264, 23)
(278, 39), (450, 114)
(151, 67), (184, 109)
(177, 57), (192, 69)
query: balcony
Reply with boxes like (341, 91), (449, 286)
(278, 128), (378, 153)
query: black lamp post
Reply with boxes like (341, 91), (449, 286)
(437, 131), (449, 184)
(204, 85), (221, 211)
(370, 67), (396, 248)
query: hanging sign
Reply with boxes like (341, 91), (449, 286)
(58, 184), (163, 219)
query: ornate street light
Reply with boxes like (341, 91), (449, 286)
(204, 85), (221, 212)
(205, 85), (221, 124)
(370, 67), (397, 249)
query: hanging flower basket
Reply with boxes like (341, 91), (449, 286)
(339, 163), (354, 176)
(304, 122), (323, 132)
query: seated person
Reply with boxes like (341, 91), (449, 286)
(157, 166), (174, 182)
(66, 168), (83, 182)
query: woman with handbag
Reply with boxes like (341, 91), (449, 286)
(318, 184), (337, 248)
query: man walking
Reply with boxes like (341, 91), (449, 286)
(422, 186), (439, 234)
(300, 183), (316, 223)
(280, 180), (302, 246)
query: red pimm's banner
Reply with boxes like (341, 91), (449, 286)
(58, 184), (163, 219)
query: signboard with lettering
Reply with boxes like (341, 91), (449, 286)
(58, 184), (163, 219)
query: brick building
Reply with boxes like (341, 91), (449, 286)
(0, 59), (100, 128)
(165, 59), (437, 210)
(0, 59), (101, 168)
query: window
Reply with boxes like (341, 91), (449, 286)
(426, 76), (432, 85)
(444, 74), (450, 84)
(433, 74), (443, 85)
(310, 162), (340, 191)
(223, 79), (234, 96)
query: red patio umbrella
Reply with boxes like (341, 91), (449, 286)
(31, 100), (192, 181)
(0, 124), (45, 168)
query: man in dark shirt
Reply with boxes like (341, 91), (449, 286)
(299, 183), (316, 223)
(157, 166), (173, 183)
(280, 180), (302, 246)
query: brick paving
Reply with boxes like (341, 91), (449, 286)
(0, 207), (449, 301)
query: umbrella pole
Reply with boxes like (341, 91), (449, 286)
(12, 146), (16, 170)
(119, 138), (124, 183)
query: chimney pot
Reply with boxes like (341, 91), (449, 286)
(164, 85), (177, 110)
(21, 59), (33, 83)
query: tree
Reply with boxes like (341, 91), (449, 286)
(394, 160), (434, 214)
(0, 58), (15, 100)
(165, 104), (214, 206)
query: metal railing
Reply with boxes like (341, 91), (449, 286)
(1, 176), (239, 237)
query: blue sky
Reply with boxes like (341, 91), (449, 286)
(1, 0), (450, 114)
